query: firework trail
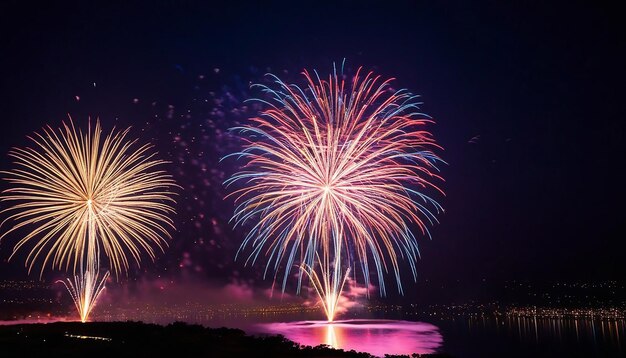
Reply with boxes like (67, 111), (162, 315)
(0, 119), (177, 322)
(226, 63), (445, 321)
(57, 267), (109, 323)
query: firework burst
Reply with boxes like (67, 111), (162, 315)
(1, 118), (177, 321)
(226, 64), (445, 321)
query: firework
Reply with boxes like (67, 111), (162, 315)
(57, 266), (109, 323)
(226, 64), (445, 321)
(1, 118), (177, 321)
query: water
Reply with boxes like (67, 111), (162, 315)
(436, 315), (626, 358)
(244, 315), (626, 357)
(226, 312), (626, 357)
(253, 319), (442, 356)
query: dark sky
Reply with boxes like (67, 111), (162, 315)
(0, 0), (624, 298)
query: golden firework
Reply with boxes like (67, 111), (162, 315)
(1, 119), (176, 276)
(0, 118), (177, 321)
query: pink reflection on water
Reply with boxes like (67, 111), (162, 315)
(257, 319), (443, 357)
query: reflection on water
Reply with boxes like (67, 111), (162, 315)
(256, 319), (443, 357)
(465, 315), (626, 347)
(438, 315), (626, 357)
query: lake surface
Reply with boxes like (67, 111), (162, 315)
(199, 312), (626, 357)
(245, 314), (626, 357)
(436, 315), (626, 358)
(253, 319), (443, 356)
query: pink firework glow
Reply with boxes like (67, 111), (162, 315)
(226, 63), (445, 321)
(258, 319), (443, 356)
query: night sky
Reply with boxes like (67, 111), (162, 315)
(0, 1), (624, 303)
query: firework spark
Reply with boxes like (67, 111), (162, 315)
(1, 118), (177, 321)
(57, 266), (109, 323)
(226, 64), (445, 321)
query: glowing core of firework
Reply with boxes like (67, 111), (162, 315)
(227, 65), (445, 321)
